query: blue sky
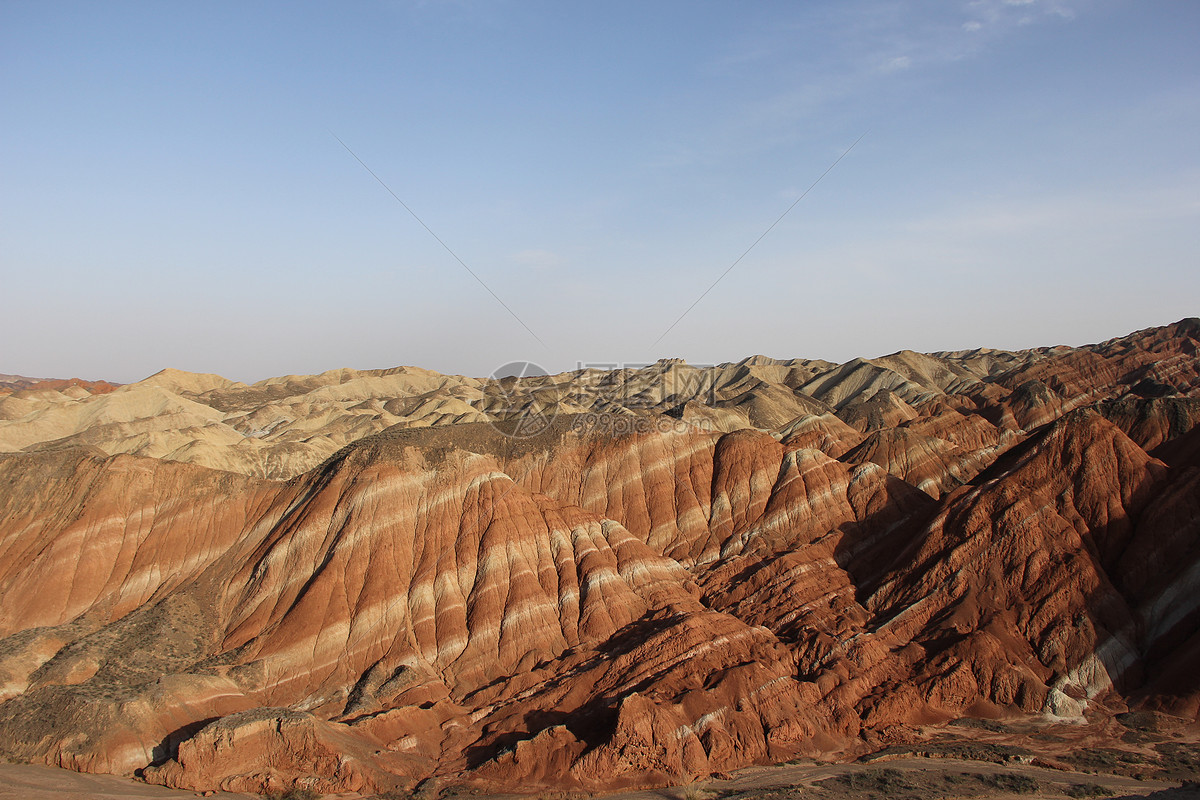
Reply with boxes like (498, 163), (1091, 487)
(3, 0), (1197, 382)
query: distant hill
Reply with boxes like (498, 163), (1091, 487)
(0, 373), (120, 395)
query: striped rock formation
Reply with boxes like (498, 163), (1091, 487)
(0, 319), (1197, 794)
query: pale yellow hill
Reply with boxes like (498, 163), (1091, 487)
(0, 340), (1080, 479)
(132, 367), (244, 395)
(0, 386), (225, 452)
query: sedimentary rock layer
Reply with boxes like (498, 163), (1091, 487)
(0, 319), (1196, 794)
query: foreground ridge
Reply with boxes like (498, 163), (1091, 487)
(0, 319), (1198, 795)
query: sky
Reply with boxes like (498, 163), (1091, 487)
(2, 0), (1198, 383)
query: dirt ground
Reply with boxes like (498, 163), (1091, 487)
(1, 757), (1195, 800)
(0, 761), (255, 799)
(1, 715), (1197, 800)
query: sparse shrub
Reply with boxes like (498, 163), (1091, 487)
(262, 789), (321, 800)
(1063, 783), (1113, 798)
(1064, 747), (1151, 777)
(972, 772), (1040, 794)
(1115, 711), (1160, 731)
(1156, 741), (1200, 779)
(829, 768), (916, 793)
(949, 716), (1008, 733)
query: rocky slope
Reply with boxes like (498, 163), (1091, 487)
(0, 319), (1197, 795)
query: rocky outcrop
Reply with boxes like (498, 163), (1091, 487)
(144, 708), (401, 794)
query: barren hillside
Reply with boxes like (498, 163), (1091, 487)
(0, 319), (1197, 796)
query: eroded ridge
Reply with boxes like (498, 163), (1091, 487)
(0, 319), (1197, 795)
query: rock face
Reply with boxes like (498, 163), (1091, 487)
(0, 319), (1198, 794)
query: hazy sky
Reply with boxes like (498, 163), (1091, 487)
(3, 1), (1198, 383)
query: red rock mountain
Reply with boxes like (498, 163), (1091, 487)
(0, 319), (1197, 795)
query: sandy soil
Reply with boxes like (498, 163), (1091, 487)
(611, 757), (1195, 800)
(2, 715), (1196, 800)
(1, 755), (1195, 800)
(0, 761), (255, 798)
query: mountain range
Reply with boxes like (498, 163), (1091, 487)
(0, 319), (1197, 795)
